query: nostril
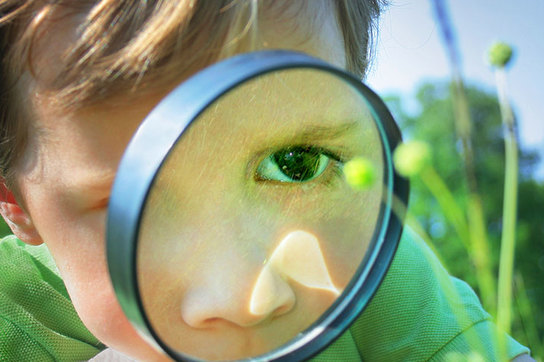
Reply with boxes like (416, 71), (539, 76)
(201, 317), (221, 325)
(182, 306), (242, 329)
(180, 288), (220, 329)
(181, 284), (295, 329)
(181, 271), (297, 329)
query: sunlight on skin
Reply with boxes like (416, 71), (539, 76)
(250, 230), (341, 316)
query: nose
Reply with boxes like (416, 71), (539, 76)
(180, 257), (296, 328)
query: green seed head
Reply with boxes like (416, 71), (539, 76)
(393, 141), (432, 177)
(488, 42), (514, 68)
(343, 157), (376, 190)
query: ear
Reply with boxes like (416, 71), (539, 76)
(0, 181), (43, 245)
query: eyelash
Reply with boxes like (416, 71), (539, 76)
(320, 161), (344, 188)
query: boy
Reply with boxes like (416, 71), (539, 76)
(0, 0), (532, 360)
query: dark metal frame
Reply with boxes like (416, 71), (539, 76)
(107, 50), (409, 361)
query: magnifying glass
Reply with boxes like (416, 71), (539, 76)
(107, 50), (408, 361)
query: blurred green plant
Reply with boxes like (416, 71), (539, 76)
(488, 42), (514, 68)
(399, 0), (543, 359)
(488, 42), (518, 341)
(393, 141), (432, 177)
(387, 79), (543, 358)
(343, 157), (376, 190)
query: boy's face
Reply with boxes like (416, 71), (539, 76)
(9, 2), (381, 361)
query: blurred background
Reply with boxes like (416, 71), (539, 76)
(366, 0), (543, 358)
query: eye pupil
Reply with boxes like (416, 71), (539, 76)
(273, 147), (321, 181)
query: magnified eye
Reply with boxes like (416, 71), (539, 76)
(256, 146), (334, 183)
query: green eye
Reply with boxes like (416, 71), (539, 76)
(256, 146), (331, 183)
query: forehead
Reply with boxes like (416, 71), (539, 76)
(193, 70), (370, 138)
(27, 0), (345, 112)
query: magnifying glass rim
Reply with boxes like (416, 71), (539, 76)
(106, 49), (408, 361)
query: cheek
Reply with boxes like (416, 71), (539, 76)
(42, 213), (125, 334)
(33, 208), (166, 359)
(126, 182), (380, 358)
(270, 187), (383, 288)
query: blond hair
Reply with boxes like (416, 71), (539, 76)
(0, 0), (385, 186)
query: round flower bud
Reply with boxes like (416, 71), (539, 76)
(393, 141), (432, 177)
(343, 157), (376, 190)
(488, 42), (513, 67)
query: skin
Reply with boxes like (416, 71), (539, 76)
(0, 1), (383, 361)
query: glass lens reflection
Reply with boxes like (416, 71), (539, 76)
(136, 69), (385, 360)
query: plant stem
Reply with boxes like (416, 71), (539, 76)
(431, 0), (496, 313)
(495, 67), (519, 335)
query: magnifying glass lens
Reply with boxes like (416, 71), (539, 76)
(136, 69), (385, 360)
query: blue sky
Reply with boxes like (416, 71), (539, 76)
(366, 0), (544, 179)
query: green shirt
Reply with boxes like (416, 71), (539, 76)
(0, 230), (529, 361)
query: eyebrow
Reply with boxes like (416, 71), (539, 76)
(290, 121), (362, 141)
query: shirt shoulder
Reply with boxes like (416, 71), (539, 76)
(0, 235), (104, 361)
(347, 228), (530, 361)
